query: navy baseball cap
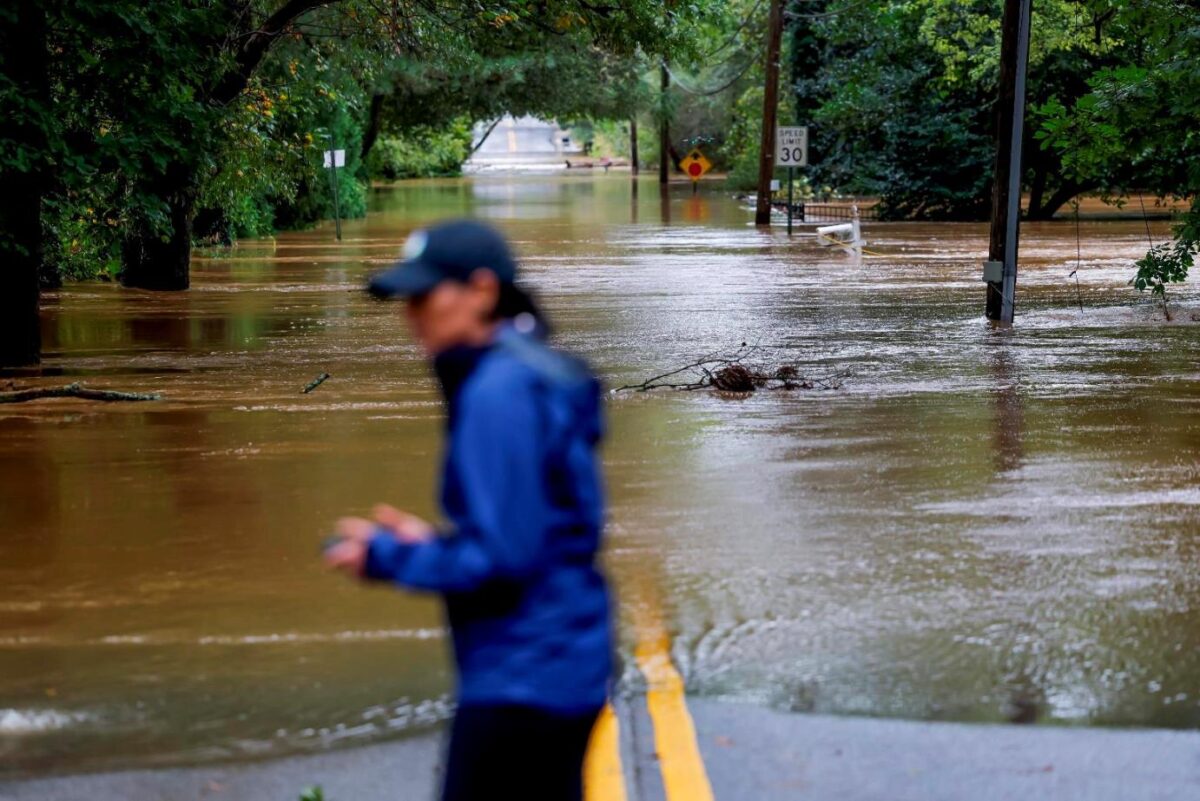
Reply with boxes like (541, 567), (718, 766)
(368, 219), (517, 299)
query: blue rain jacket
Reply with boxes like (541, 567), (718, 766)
(364, 324), (613, 713)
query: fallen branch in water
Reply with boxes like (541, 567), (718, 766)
(302, 373), (331, 394)
(0, 382), (163, 404)
(613, 344), (848, 394)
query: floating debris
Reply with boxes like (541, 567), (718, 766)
(613, 345), (847, 394)
(302, 373), (332, 394)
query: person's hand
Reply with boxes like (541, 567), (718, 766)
(372, 504), (435, 544)
(323, 516), (375, 576)
(323, 505), (435, 577)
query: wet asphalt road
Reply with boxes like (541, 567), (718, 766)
(4, 699), (1198, 801)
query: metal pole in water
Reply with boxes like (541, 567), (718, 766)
(787, 167), (794, 236)
(1000, 0), (1032, 324)
(984, 0), (1032, 323)
(328, 135), (343, 242)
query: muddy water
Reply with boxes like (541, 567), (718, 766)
(2, 175), (1199, 775)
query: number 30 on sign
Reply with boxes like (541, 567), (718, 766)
(776, 126), (808, 167)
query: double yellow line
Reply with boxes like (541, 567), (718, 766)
(584, 606), (715, 801)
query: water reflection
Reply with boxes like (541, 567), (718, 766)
(989, 348), (1024, 474)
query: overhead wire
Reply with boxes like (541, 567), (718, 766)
(1070, 200), (1084, 312)
(662, 59), (757, 96)
(662, 0), (765, 97)
(696, 0), (766, 61)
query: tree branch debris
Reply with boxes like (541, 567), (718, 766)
(0, 382), (162, 405)
(302, 372), (331, 394)
(612, 344), (848, 394)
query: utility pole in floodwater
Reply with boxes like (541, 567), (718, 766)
(754, 0), (785, 226)
(659, 64), (671, 185)
(984, 0), (1033, 324)
(630, 117), (639, 177)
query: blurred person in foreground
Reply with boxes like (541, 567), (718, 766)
(324, 220), (612, 801)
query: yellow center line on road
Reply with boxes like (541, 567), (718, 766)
(585, 703), (628, 801)
(633, 616), (716, 801)
(585, 592), (715, 801)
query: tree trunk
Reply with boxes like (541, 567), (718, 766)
(120, 166), (197, 291)
(0, 0), (49, 367)
(1027, 181), (1086, 221)
(360, 92), (386, 162)
(1027, 162), (1047, 221)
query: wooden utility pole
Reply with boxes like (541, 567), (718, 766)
(630, 117), (640, 176)
(985, 0), (1033, 323)
(659, 64), (671, 185)
(754, 0), (786, 226)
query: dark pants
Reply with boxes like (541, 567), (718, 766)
(441, 703), (601, 801)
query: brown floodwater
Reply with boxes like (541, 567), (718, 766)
(2, 175), (1198, 775)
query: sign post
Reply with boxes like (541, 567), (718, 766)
(323, 140), (346, 242)
(776, 126), (808, 236)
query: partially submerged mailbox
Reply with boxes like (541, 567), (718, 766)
(816, 219), (863, 249)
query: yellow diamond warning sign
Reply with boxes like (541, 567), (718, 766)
(679, 148), (712, 181)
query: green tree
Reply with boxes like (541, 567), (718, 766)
(794, 0), (1137, 220)
(1036, 0), (1200, 315)
(0, 0), (685, 366)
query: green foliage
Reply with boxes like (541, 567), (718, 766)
(722, 85), (767, 190)
(367, 121), (473, 180)
(1132, 240), (1196, 316)
(796, 0), (1000, 218)
(1032, 0), (1200, 308)
(21, 2), (228, 279)
(298, 786), (325, 801)
(584, 119), (644, 162)
(42, 195), (123, 282)
(8, 0), (690, 287)
(792, 0), (1139, 220)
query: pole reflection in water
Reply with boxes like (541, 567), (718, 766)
(631, 175), (639, 226)
(989, 347), (1025, 474)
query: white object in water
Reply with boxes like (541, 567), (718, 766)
(816, 208), (864, 249)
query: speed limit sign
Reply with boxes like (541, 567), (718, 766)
(776, 126), (808, 167)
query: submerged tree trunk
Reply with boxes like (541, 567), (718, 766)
(1026, 180), (1087, 221)
(120, 165), (197, 291)
(0, 0), (49, 367)
(1027, 163), (1047, 221)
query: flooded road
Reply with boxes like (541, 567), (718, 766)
(2, 175), (1199, 775)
